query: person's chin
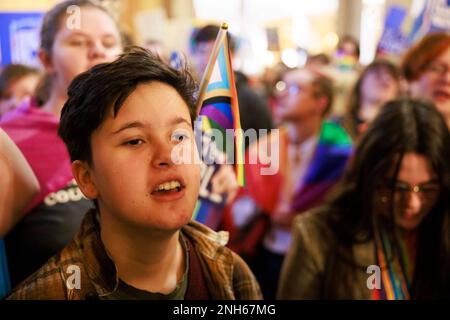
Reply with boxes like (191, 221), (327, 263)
(155, 216), (192, 232)
(397, 214), (422, 231)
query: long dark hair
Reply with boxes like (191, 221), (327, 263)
(328, 98), (450, 298)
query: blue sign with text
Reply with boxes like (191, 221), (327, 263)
(0, 12), (44, 67)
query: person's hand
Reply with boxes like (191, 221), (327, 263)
(211, 164), (239, 205)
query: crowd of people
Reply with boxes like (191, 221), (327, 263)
(0, 0), (449, 300)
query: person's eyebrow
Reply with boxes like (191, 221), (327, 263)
(112, 117), (191, 135)
(112, 121), (145, 135)
(67, 31), (118, 39)
(169, 116), (192, 127)
(396, 178), (440, 185)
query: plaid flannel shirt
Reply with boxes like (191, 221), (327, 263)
(6, 209), (262, 300)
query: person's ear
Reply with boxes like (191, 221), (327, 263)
(38, 49), (54, 74)
(72, 160), (99, 200)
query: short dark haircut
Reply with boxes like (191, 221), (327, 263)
(192, 24), (236, 53)
(58, 46), (197, 163)
(0, 64), (40, 99)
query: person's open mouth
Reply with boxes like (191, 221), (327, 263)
(433, 89), (450, 102)
(150, 178), (186, 201)
(152, 180), (184, 195)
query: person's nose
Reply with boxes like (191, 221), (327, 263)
(88, 40), (107, 61)
(151, 138), (175, 169)
(406, 191), (422, 214)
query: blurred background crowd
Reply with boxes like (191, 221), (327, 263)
(1, 0), (450, 300)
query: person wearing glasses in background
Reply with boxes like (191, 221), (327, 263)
(401, 32), (450, 129)
(278, 98), (450, 299)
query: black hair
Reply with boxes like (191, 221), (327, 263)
(327, 98), (450, 298)
(58, 46), (197, 164)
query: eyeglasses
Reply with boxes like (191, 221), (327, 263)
(424, 63), (450, 76)
(382, 178), (441, 200)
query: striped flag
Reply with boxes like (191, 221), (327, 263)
(196, 23), (244, 186)
(192, 23), (245, 229)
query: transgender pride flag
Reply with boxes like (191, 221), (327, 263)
(192, 23), (245, 229)
(196, 23), (244, 186)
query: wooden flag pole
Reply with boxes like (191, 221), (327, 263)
(195, 22), (229, 116)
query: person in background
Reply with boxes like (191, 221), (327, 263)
(0, 0), (123, 287)
(0, 64), (41, 118)
(278, 98), (450, 299)
(229, 67), (352, 299)
(342, 59), (402, 139)
(0, 128), (39, 298)
(335, 35), (360, 71)
(7, 47), (261, 300)
(326, 35), (361, 117)
(261, 62), (289, 119)
(401, 32), (450, 129)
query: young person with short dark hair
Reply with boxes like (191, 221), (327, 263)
(7, 47), (262, 300)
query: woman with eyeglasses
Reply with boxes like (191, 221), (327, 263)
(278, 98), (450, 299)
(401, 32), (450, 129)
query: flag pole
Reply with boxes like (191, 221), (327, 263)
(195, 22), (229, 116)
